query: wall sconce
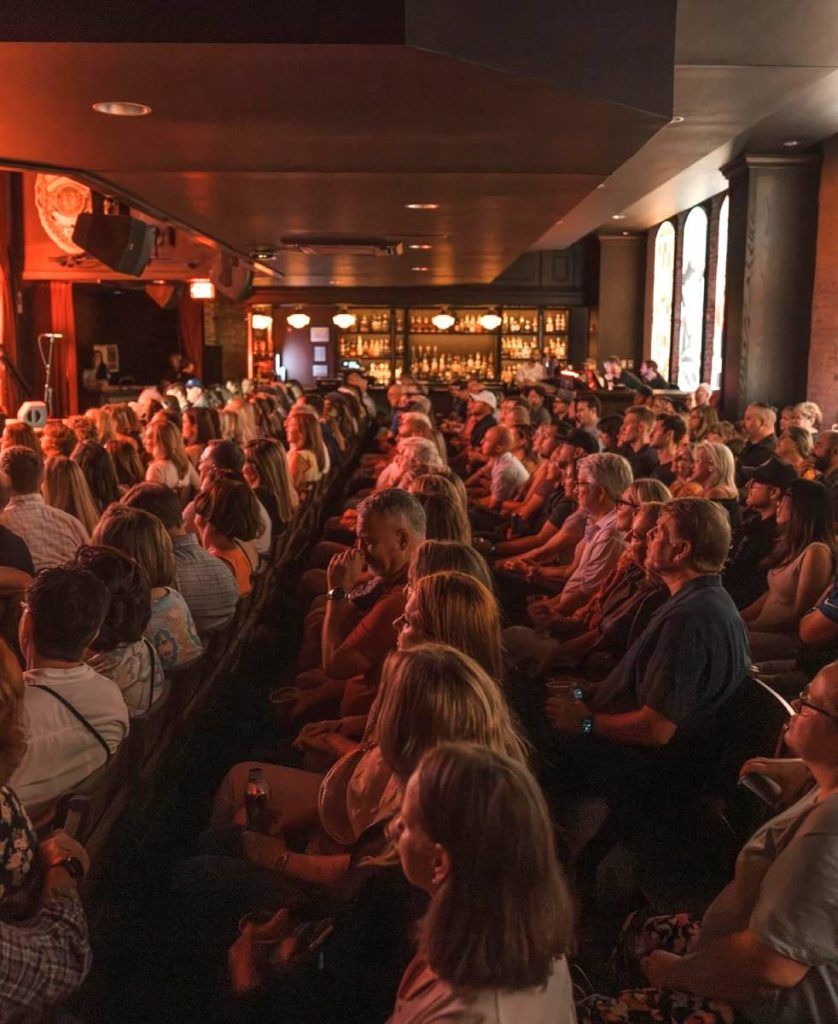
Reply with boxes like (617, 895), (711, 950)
(189, 279), (215, 300)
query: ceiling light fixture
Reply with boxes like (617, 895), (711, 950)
(611, 214), (626, 220)
(478, 311), (502, 331)
(405, 203), (439, 210)
(408, 243), (433, 250)
(92, 100), (152, 117)
(189, 279), (215, 300)
(251, 313), (273, 331)
(669, 115), (685, 124)
(783, 139), (801, 147)
(332, 310), (357, 330)
(431, 311), (456, 331)
(286, 310), (311, 329)
(411, 266), (430, 272)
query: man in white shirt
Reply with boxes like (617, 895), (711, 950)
(11, 567), (129, 819)
(468, 426), (530, 510)
(0, 447), (89, 571)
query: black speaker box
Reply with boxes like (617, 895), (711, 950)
(72, 213), (157, 276)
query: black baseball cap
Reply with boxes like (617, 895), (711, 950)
(750, 457), (798, 490)
(565, 428), (600, 454)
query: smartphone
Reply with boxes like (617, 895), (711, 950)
(52, 794), (91, 839)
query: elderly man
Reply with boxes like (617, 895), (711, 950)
(581, 662), (838, 1024)
(736, 403), (778, 488)
(292, 488), (426, 720)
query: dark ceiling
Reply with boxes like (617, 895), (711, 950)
(0, 1), (676, 286)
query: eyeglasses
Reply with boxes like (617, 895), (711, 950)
(797, 686), (838, 721)
(615, 497), (640, 510)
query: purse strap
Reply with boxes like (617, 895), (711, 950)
(31, 684), (112, 762)
(142, 637), (162, 714)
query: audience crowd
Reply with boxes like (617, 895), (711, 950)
(0, 366), (835, 1024)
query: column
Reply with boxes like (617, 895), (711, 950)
(596, 234), (646, 366)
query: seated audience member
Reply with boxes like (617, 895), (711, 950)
(285, 408), (328, 497)
(0, 517), (34, 576)
(813, 429), (838, 488)
(110, 402), (142, 449)
(723, 458), (796, 610)
(450, 390), (497, 462)
(0, 447), (89, 571)
(71, 440), (121, 516)
(575, 394), (602, 448)
(122, 482), (238, 635)
(395, 571), (503, 681)
(42, 456), (100, 536)
(544, 499), (748, 809)
(596, 414), (622, 454)
(639, 359), (670, 388)
(72, 545), (164, 716)
(242, 438), (298, 536)
(617, 406), (659, 478)
(388, 742), (575, 1024)
(144, 416), (200, 497)
(603, 356), (643, 391)
(775, 425), (817, 479)
(10, 567), (129, 816)
(380, 437), (444, 491)
(93, 505), (202, 672)
(580, 662), (838, 1024)
(496, 422), (560, 517)
(410, 491), (472, 545)
(526, 385), (552, 427)
(692, 382), (714, 408)
(551, 388), (574, 425)
(742, 479), (835, 660)
(791, 400), (822, 438)
(649, 414), (686, 487)
(582, 358), (605, 390)
(687, 403), (718, 443)
(408, 539), (494, 593)
(106, 439), (145, 491)
(86, 405), (117, 444)
(670, 441), (703, 497)
(736, 402), (778, 487)
(691, 440), (742, 534)
(183, 406), (219, 466)
(193, 478), (263, 596)
(466, 426), (530, 509)
(65, 415), (98, 445)
(510, 423), (536, 474)
(40, 421), (78, 459)
(292, 488), (426, 720)
(1, 421), (41, 454)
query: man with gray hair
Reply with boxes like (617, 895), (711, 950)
(292, 488), (426, 720)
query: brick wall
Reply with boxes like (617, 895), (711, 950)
(808, 135), (838, 428)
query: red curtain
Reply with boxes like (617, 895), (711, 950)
(177, 294), (204, 378)
(48, 281), (79, 417)
(0, 173), (21, 415)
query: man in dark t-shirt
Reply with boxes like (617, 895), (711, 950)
(0, 524), (34, 575)
(617, 407), (659, 479)
(649, 414), (686, 489)
(736, 403), (778, 488)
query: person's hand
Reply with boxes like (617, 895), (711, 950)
(326, 547), (365, 590)
(40, 831), (91, 877)
(228, 926), (263, 993)
(739, 757), (813, 806)
(545, 695), (592, 733)
(0, 638), (23, 695)
(289, 688), (326, 722)
(527, 601), (553, 629)
(640, 949), (681, 989)
(293, 719), (339, 751)
(242, 830), (287, 872)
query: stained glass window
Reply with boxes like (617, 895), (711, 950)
(650, 221), (675, 374)
(710, 196), (729, 391)
(677, 206), (708, 392)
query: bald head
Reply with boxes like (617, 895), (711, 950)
(481, 425), (513, 457)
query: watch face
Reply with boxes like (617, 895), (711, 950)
(581, 717), (594, 735)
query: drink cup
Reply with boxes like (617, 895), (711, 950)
(270, 686), (299, 727)
(545, 680), (582, 700)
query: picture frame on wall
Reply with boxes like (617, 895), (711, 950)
(312, 345), (328, 363)
(310, 326), (330, 343)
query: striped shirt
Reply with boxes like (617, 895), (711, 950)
(0, 494), (89, 571)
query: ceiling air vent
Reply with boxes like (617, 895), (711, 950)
(279, 236), (403, 257)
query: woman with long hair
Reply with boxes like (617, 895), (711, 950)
(42, 456), (100, 535)
(691, 440), (741, 532)
(106, 439), (145, 491)
(72, 439), (121, 514)
(242, 437), (298, 534)
(411, 491), (471, 545)
(670, 441), (703, 498)
(93, 505), (202, 671)
(86, 405), (117, 444)
(285, 409), (328, 497)
(73, 545), (164, 716)
(109, 402), (142, 449)
(193, 477), (263, 595)
(409, 472), (469, 518)
(775, 426), (817, 479)
(687, 404), (718, 443)
(183, 407), (219, 466)
(388, 741), (575, 1022)
(396, 571), (503, 682)
(742, 478), (836, 659)
(144, 416), (200, 498)
(1, 421), (41, 454)
(409, 539), (494, 592)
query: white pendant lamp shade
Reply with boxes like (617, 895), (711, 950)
(431, 312), (456, 331)
(478, 312), (502, 331)
(332, 311), (357, 330)
(286, 311), (311, 329)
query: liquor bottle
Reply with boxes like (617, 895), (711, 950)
(545, 312), (553, 333)
(245, 767), (270, 833)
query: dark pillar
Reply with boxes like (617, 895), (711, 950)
(597, 234), (646, 368)
(721, 153), (820, 417)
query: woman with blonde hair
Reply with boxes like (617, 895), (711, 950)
(243, 437), (298, 533)
(109, 402), (141, 449)
(285, 409), (328, 496)
(411, 491), (471, 545)
(42, 456), (100, 535)
(388, 741), (575, 1023)
(409, 472), (468, 516)
(791, 400), (822, 437)
(687, 403), (718, 443)
(144, 416), (200, 498)
(396, 571), (503, 682)
(0, 421), (40, 454)
(670, 442), (703, 497)
(93, 504), (202, 671)
(409, 539), (493, 592)
(86, 405), (117, 444)
(691, 440), (741, 532)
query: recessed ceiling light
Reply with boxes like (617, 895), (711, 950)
(611, 214), (626, 220)
(411, 266), (430, 272)
(92, 100), (152, 117)
(596, 183), (606, 189)
(783, 139), (801, 147)
(669, 115), (685, 124)
(405, 203), (439, 210)
(408, 243), (433, 250)
(621, 231), (630, 236)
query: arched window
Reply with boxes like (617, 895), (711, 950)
(677, 206), (708, 392)
(650, 221), (675, 374)
(710, 196), (729, 391)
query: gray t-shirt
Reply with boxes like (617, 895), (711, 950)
(700, 787), (838, 1023)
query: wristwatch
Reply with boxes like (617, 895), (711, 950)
(580, 715), (595, 737)
(52, 856), (85, 881)
(326, 586), (347, 602)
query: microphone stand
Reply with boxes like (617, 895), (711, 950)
(37, 332), (63, 418)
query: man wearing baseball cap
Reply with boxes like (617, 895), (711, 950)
(466, 389), (498, 448)
(723, 457), (797, 609)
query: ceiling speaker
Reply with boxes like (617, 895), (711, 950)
(72, 213), (157, 276)
(145, 281), (185, 310)
(209, 254), (253, 301)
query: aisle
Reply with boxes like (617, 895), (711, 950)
(70, 596), (305, 1024)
